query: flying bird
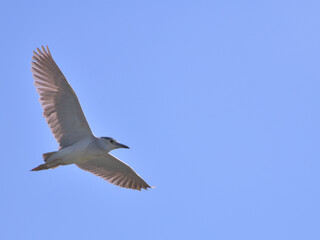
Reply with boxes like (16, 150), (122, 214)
(31, 46), (150, 191)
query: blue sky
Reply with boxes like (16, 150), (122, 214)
(1, 1), (320, 239)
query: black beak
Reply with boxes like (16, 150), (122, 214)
(117, 142), (130, 149)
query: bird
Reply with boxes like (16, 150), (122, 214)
(31, 46), (151, 191)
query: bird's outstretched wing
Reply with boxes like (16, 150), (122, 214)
(31, 46), (93, 149)
(76, 154), (151, 191)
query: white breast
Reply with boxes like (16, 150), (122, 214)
(56, 138), (100, 165)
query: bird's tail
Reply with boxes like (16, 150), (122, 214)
(31, 163), (51, 171)
(31, 158), (60, 171)
(31, 162), (61, 171)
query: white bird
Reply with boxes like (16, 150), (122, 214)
(31, 46), (150, 191)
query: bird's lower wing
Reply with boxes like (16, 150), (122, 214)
(76, 154), (151, 191)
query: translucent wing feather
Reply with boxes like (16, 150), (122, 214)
(31, 46), (93, 149)
(77, 154), (151, 191)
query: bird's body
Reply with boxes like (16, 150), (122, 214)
(31, 46), (150, 191)
(44, 137), (123, 166)
(45, 137), (95, 166)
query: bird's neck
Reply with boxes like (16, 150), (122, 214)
(96, 138), (113, 152)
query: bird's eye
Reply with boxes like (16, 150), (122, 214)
(110, 139), (114, 143)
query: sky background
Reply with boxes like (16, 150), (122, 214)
(1, 1), (320, 239)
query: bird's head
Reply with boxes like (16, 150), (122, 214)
(101, 137), (130, 150)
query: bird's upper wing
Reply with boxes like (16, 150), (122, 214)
(31, 46), (93, 149)
(76, 154), (151, 191)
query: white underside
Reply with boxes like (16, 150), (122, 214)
(47, 137), (106, 166)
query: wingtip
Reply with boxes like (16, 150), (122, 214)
(35, 46), (47, 55)
(141, 185), (154, 191)
(46, 45), (52, 57)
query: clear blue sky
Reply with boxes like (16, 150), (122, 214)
(1, 1), (320, 239)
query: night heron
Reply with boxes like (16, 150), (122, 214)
(31, 46), (150, 191)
